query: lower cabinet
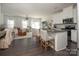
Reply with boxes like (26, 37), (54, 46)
(71, 30), (77, 42)
(55, 32), (67, 51)
(47, 32), (67, 51)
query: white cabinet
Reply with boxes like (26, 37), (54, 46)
(73, 5), (77, 23)
(55, 32), (67, 51)
(47, 31), (67, 51)
(62, 5), (73, 19)
(71, 30), (77, 42)
(52, 11), (63, 24)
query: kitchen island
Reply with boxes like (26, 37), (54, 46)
(47, 30), (67, 51)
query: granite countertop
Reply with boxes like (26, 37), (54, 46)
(46, 29), (67, 38)
(43, 28), (77, 34)
(47, 29), (67, 34)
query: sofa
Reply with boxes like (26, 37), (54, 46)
(13, 28), (32, 39)
(0, 28), (13, 49)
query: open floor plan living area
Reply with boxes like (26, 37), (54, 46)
(0, 3), (78, 56)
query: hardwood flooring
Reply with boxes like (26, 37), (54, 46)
(0, 37), (77, 56)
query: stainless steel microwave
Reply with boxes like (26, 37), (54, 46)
(63, 18), (73, 24)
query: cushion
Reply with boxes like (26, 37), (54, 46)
(0, 31), (6, 39)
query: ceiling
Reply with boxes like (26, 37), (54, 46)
(1, 3), (74, 17)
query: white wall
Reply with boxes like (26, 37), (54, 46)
(77, 3), (79, 48)
(0, 4), (4, 25)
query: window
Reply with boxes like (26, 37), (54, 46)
(22, 20), (28, 28)
(31, 21), (40, 29)
(7, 20), (14, 28)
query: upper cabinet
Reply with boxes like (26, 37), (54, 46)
(73, 4), (77, 23)
(62, 5), (73, 19)
(52, 11), (63, 24)
(62, 5), (77, 23)
(51, 4), (77, 24)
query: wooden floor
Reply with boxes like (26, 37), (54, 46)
(0, 37), (77, 56)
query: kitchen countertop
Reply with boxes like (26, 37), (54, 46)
(42, 28), (77, 34)
(47, 29), (67, 34)
(41, 29), (67, 38)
